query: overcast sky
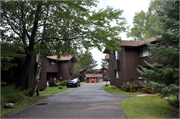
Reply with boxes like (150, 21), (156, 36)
(91, 0), (151, 69)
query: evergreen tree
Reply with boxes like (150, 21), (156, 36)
(74, 50), (98, 77)
(137, 0), (179, 99)
(101, 58), (108, 68)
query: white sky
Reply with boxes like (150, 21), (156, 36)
(91, 0), (151, 69)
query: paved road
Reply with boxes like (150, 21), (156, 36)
(5, 82), (134, 118)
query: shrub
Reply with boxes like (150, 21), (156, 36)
(121, 82), (137, 92)
(1, 85), (25, 103)
(60, 80), (68, 86)
(85, 80), (87, 83)
(55, 80), (61, 87)
(141, 83), (156, 94)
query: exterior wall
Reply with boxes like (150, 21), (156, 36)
(58, 61), (70, 81)
(124, 47), (141, 87)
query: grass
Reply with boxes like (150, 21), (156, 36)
(1, 85), (48, 118)
(39, 86), (68, 94)
(103, 85), (147, 95)
(121, 95), (179, 118)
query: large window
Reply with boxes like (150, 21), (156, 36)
(115, 51), (119, 60)
(69, 61), (71, 67)
(115, 70), (119, 78)
(140, 47), (151, 57)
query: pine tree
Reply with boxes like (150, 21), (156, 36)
(137, 0), (179, 99)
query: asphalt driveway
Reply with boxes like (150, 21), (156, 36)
(4, 82), (134, 118)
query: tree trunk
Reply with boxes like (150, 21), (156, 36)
(18, 54), (32, 90)
(29, 53), (42, 97)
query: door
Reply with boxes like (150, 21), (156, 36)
(92, 78), (94, 83)
(94, 78), (97, 83)
(89, 78), (92, 83)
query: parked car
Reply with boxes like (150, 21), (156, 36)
(67, 78), (80, 87)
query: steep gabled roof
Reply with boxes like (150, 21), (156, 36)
(86, 74), (103, 78)
(116, 37), (156, 47)
(103, 37), (157, 53)
(101, 67), (108, 70)
(47, 55), (77, 62)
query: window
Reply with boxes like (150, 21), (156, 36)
(140, 47), (151, 57)
(51, 61), (55, 66)
(115, 70), (119, 78)
(69, 61), (71, 67)
(115, 51), (119, 59)
(104, 70), (106, 73)
(36, 54), (39, 62)
(84, 72), (86, 75)
(70, 74), (72, 80)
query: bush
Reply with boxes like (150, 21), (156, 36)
(141, 83), (156, 94)
(55, 80), (61, 87)
(121, 82), (137, 92)
(60, 80), (68, 86)
(85, 80), (87, 83)
(1, 85), (25, 103)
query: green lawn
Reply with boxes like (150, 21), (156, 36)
(103, 85), (147, 95)
(39, 86), (68, 94)
(121, 95), (179, 118)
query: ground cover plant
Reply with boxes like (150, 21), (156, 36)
(103, 85), (146, 95)
(1, 85), (47, 118)
(121, 95), (179, 118)
(39, 86), (68, 94)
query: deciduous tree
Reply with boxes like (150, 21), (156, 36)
(1, 1), (127, 90)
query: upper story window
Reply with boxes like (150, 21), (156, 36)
(69, 61), (71, 67)
(115, 51), (119, 60)
(140, 47), (151, 57)
(115, 70), (119, 78)
(51, 61), (56, 66)
(104, 70), (106, 73)
(84, 72), (86, 75)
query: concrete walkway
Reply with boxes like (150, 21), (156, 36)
(4, 82), (134, 118)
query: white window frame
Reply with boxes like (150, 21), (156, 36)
(115, 70), (119, 78)
(140, 47), (151, 57)
(115, 51), (119, 60)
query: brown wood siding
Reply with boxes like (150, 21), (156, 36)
(109, 53), (115, 86)
(125, 48), (139, 86)
(58, 61), (70, 81)
(46, 66), (58, 72)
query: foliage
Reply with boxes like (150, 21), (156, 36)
(55, 80), (61, 87)
(126, 0), (160, 41)
(1, 92), (47, 118)
(103, 85), (146, 95)
(1, 1), (127, 89)
(85, 80), (87, 83)
(121, 81), (137, 92)
(140, 82), (156, 94)
(1, 43), (25, 71)
(169, 96), (179, 107)
(1, 85), (25, 103)
(137, 0), (179, 99)
(55, 80), (68, 86)
(121, 95), (179, 118)
(60, 80), (68, 86)
(74, 50), (98, 76)
(101, 58), (109, 68)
